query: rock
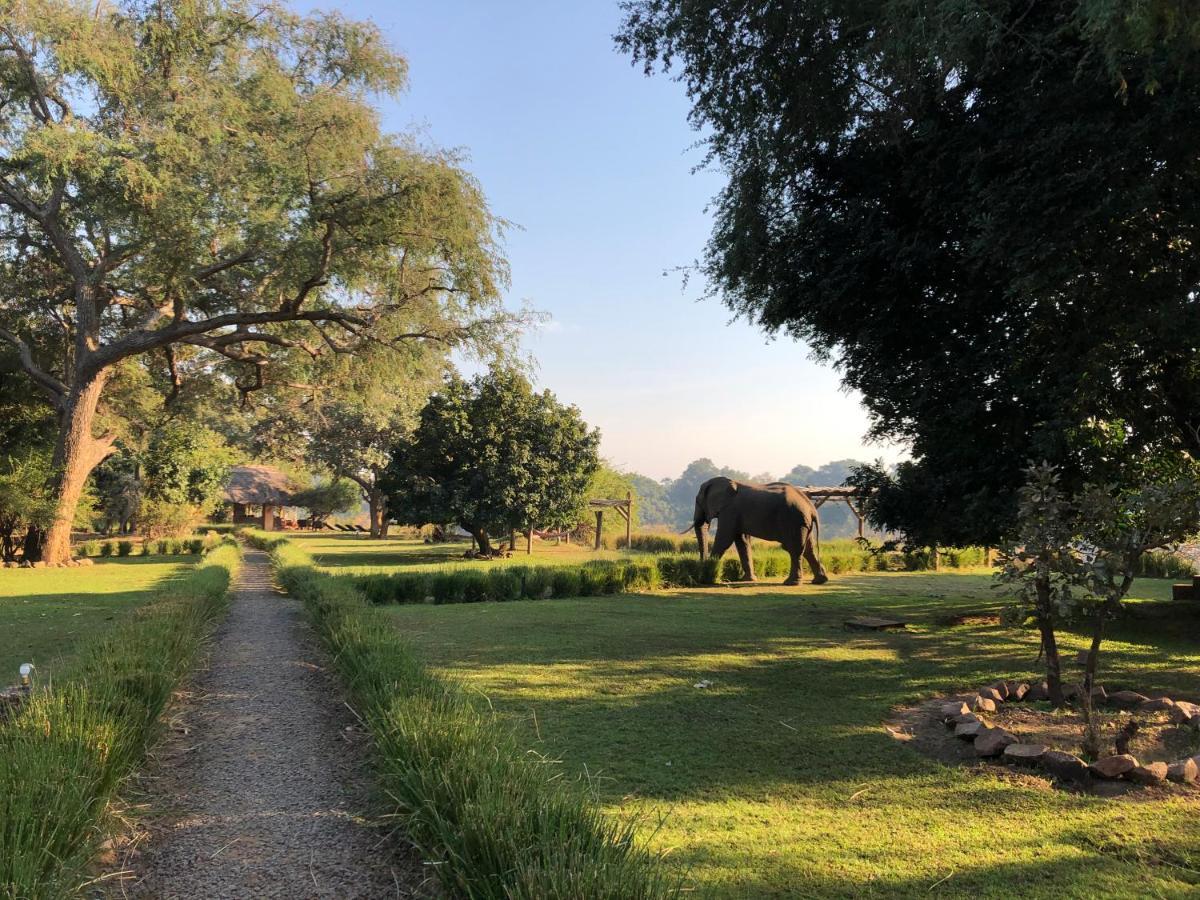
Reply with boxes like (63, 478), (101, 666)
(951, 713), (980, 727)
(1003, 743), (1048, 766)
(1137, 696), (1175, 713)
(974, 727), (1017, 757)
(954, 721), (984, 740)
(1129, 762), (1169, 785)
(1166, 758), (1198, 784)
(977, 687), (1004, 704)
(941, 701), (971, 721)
(1042, 750), (1091, 784)
(988, 682), (1010, 701)
(1009, 682), (1030, 702)
(77, 557), (93, 566)
(1107, 690), (1149, 710)
(1025, 682), (1050, 702)
(1089, 754), (1138, 779)
(30, 561), (45, 569)
(1170, 701), (1200, 725)
(973, 696), (997, 713)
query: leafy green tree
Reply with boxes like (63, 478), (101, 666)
(0, 0), (512, 563)
(291, 479), (361, 529)
(0, 451), (56, 562)
(627, 473), (673, 526)
(619, 1), (1200, 545)
(384, 369), (601, 555)
(249, 329), (457, 538)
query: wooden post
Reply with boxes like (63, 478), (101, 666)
(984, 546), (994, 567)
(594, 510), (603, 551)
(526, 528), (533, 555)
(261, 504), (275, 531)
(932, 546), (940, 571)
(625, 490), (632, 550)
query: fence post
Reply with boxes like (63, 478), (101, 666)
(594, 510), (604, 551)
(526, 528), (533, 555)
(625, 490), (632, 549)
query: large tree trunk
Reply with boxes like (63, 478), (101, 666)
(465, 524), (493, 556)
(367, 488), (388, 539)
(38, 371), (116, 565)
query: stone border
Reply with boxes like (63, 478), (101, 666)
(939, 680), (1200, 790)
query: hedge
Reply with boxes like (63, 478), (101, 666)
(0, 543), (239, 898)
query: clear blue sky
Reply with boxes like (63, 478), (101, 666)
(300, 1), (904, 481)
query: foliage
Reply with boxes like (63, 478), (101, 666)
(0, 0), (516, 562)
(291, 479), (362, 527)
(627, 474), (673, 526)
(997, 463), (1200, 704)
(384, 368), (601, 553)
(247, 532), (678, 899)
(618, 1), (1200, 546)
(581, 463), (639, 543)
(0, 450), (56, 562)
(0, 544), (237, 897)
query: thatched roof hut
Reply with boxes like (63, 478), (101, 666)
(223, 465), (300, 507)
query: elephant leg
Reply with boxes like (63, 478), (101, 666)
(804, 532), (829, 585)
(734, 534), (756, 581)
(783, 545), (802, 586)
(710, 519), (736, 561)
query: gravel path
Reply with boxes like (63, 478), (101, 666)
(125, 549), (422, 899)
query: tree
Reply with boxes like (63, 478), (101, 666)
(383, 369), (601, 555)
(998, 462), (1200, 708)
(627, 473), (673, 526)
(619, 1), (1200, 545)
(248, 327), (459, 539)
(0, 0), (511, 563)
(291, 479), (360, 529)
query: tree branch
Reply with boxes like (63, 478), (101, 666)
(0, 327), (66, 406)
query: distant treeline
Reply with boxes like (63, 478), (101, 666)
(626, 458), (868, 538)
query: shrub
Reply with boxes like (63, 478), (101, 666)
(1136, 550), (1195, 580)
(0, 544), (238, 897)
(249, 535), (675, 899)
(80, 540), (101, 558)
(154, 539), (169, 555)
(550, 569), (582, 598)
(116, 539), (134, 557)
(99, 541), (115, 557)
(186, 538), (205, 555)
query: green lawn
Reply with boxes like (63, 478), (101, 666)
(0, 557), (188, 680)
(292, 530), (634, 575)
(328, 543), (1200, 898)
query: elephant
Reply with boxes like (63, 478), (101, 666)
(693, 477), (829, 586)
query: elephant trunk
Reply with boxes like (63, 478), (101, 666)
(694, 517), (708, 561)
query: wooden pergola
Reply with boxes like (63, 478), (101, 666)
(801, 485), (871, 539)
(589, 492), (634, 550)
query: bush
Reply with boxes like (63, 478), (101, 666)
(1136, 550), (1195, 580)
(186, 538), (205, 555)
(99, 541), (115, 557)
(116, 539), (134, 557)
(246, 534), (675, 899)
(0, 544), (238, 897)
(80, 540), (101, 558)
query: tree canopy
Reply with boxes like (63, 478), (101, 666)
(619, 0), (1200, 544)
(0, 0), (514, 561)
(383, 368), (600, 554)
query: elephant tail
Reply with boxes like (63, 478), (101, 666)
(813, 514), (821, 559)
